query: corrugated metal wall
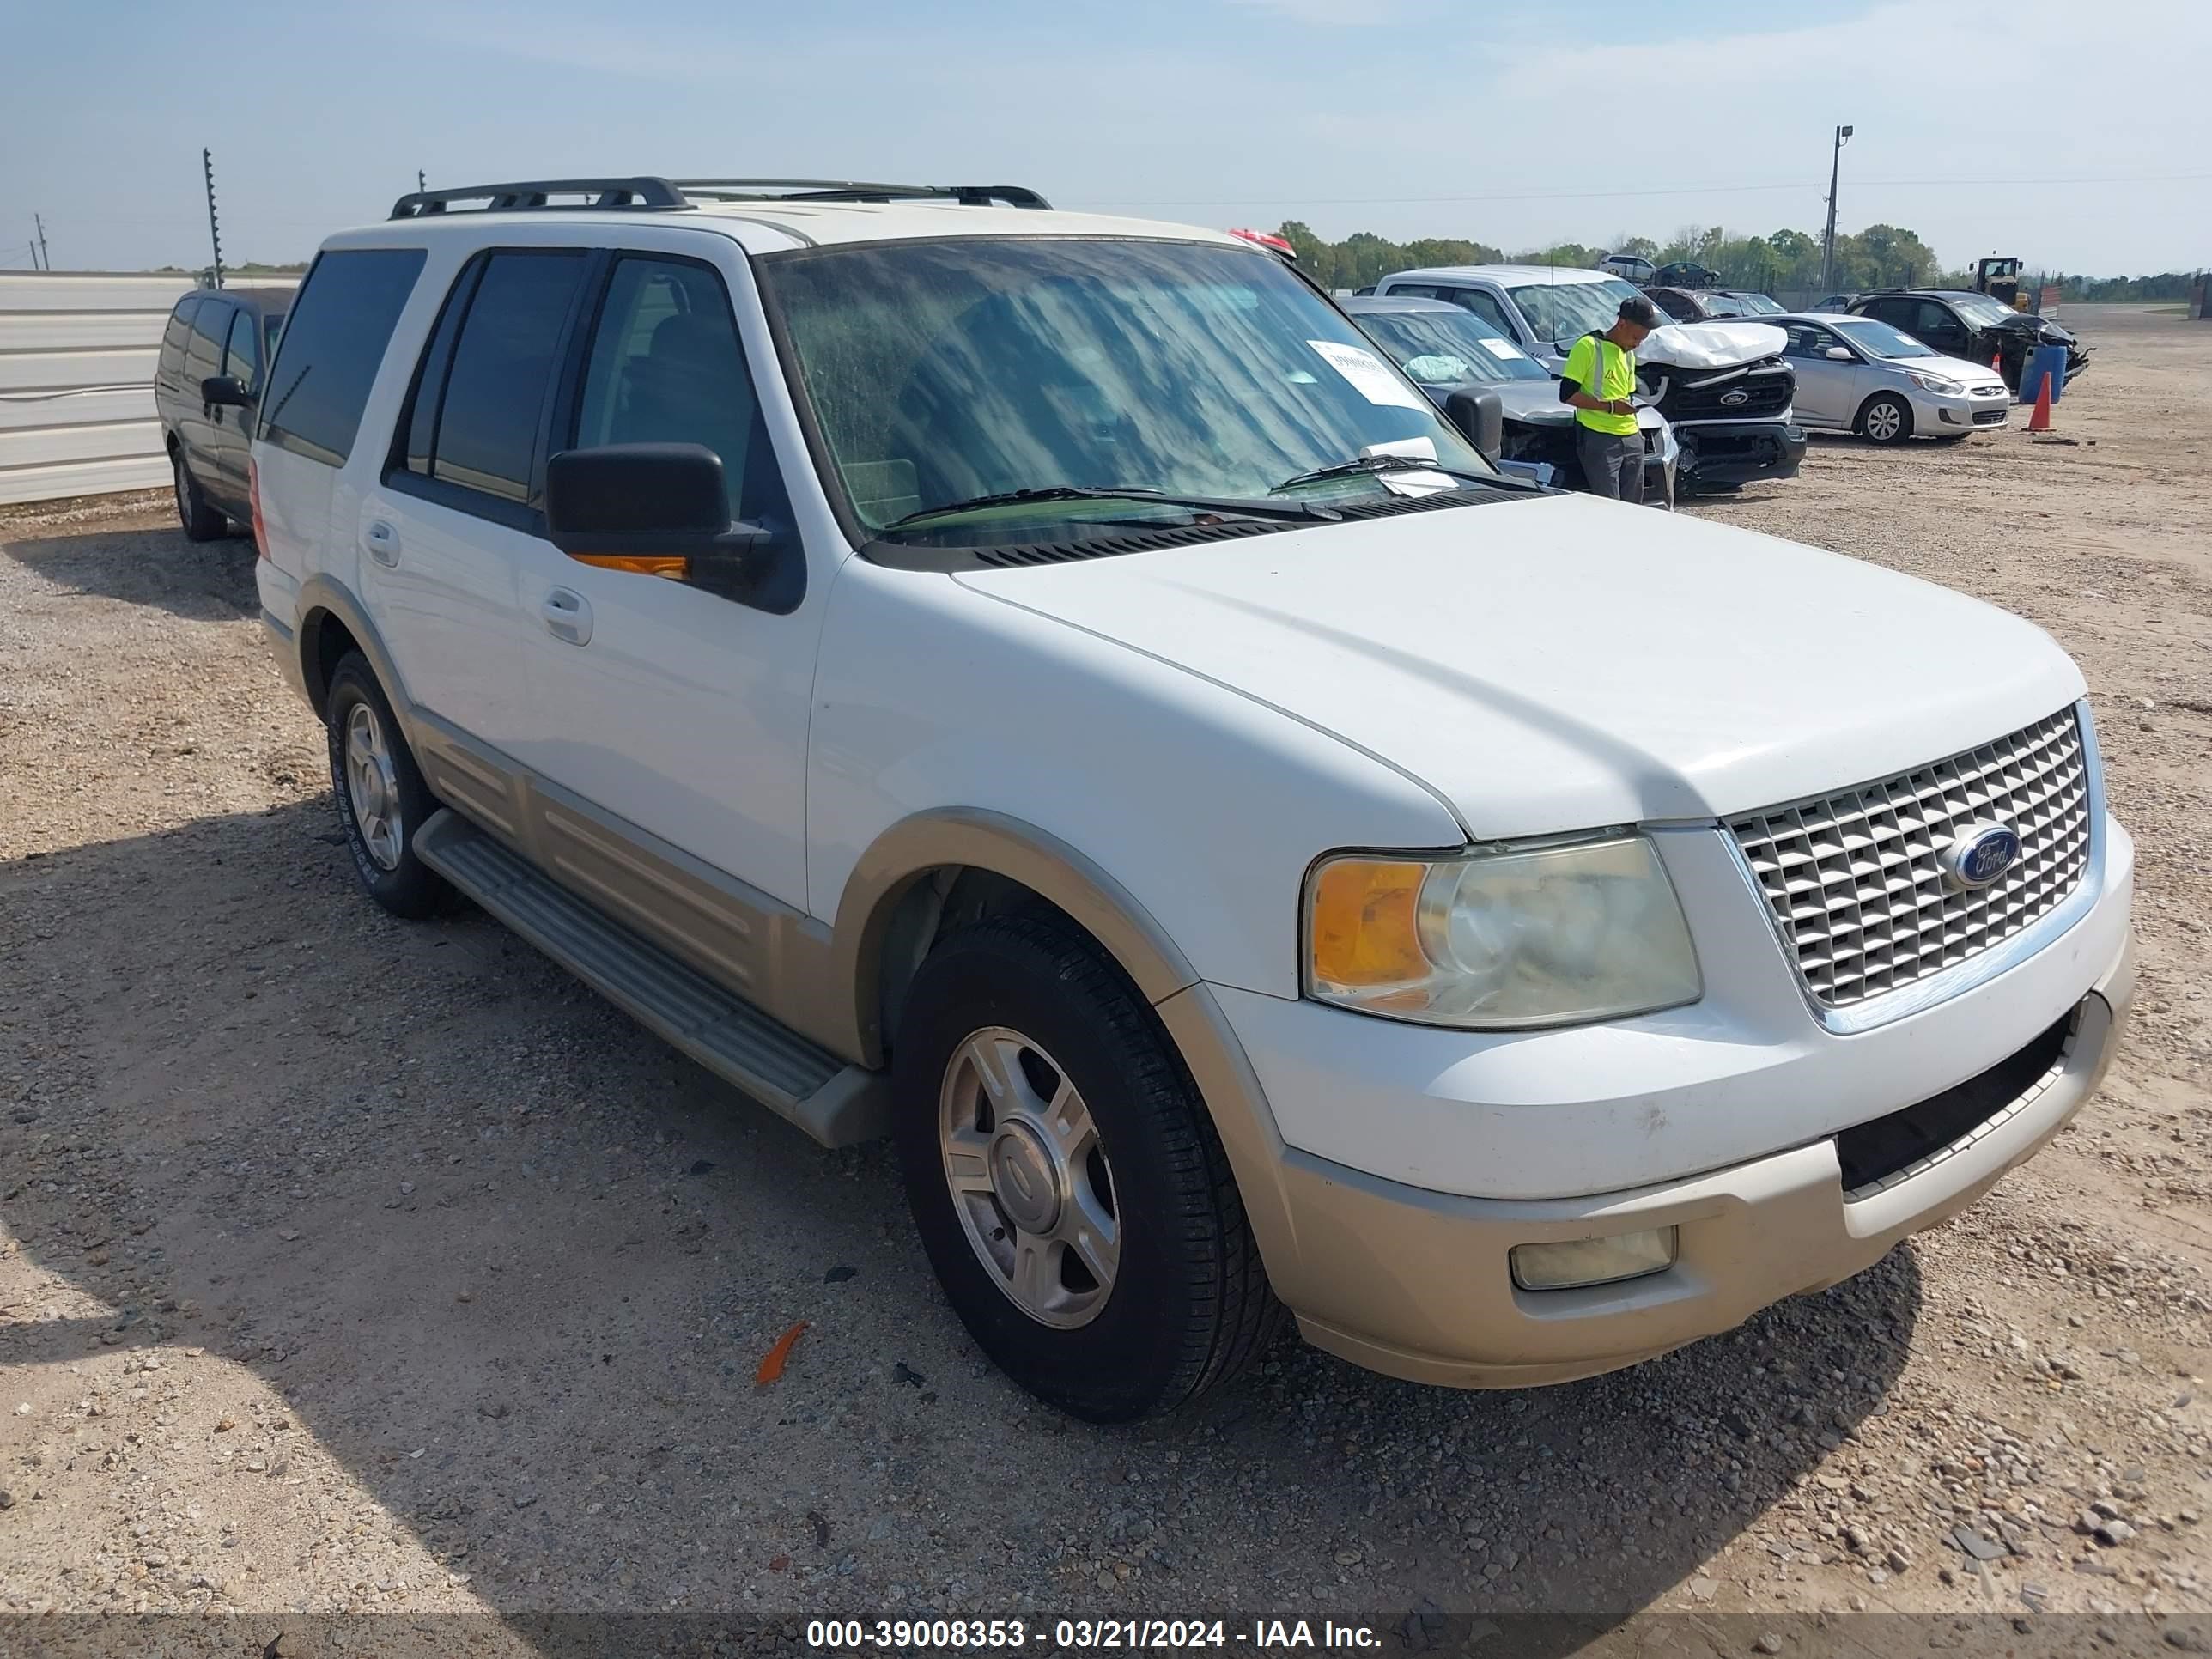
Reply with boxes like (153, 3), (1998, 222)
(0, 271), (296, 507)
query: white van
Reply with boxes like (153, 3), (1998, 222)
(251, 176), (2134, 1421)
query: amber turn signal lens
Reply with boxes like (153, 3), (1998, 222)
(1309, 859), (1429, 988)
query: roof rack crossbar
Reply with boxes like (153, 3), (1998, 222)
(672, 178), (1052, 210)
(388, 177), (689, 220)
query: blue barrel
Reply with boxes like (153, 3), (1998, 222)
(2019, 342), (2069, 406)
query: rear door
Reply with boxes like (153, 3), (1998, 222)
(178, 297), (230, 489)
(366, 246), (589, 751)
(508, 244), (815, 908)
(210, 306), (265, 514)
(155, 295), (201, 441)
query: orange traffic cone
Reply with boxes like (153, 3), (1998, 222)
(2027, 374), (2054, 432)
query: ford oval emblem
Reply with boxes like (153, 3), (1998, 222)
(1719, 387), (1750, 407)
(1942, 823), (2022, 891)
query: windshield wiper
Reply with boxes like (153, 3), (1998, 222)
(1273, 453), (1546, 494)
(883, 484), (1337, 533)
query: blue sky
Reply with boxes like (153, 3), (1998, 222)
(8, 0), (2206, 274)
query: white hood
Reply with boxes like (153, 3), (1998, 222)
(1642, 321), (1790, 369)
(957, 493), (2085, 838)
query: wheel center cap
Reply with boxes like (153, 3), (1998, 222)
(988, 1120), (1062, 1235)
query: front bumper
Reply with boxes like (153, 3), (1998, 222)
(1930, 387), (2012, 429)
(1170, 817), (2135, 1391)
(1676, 419), (1806, 488)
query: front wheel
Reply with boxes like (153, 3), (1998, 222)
(892, 911), (1282, 1421)
(1857, 393), (1912, 445)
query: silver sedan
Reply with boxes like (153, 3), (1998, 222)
(1771, 313), (2012, 444)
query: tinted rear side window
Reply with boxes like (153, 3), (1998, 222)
(429, 251), (586, 504)
(185, 300), (229, 381)
(161, 295), (201, 362)
(261, 248), (427, 467)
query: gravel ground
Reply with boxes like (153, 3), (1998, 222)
(1, 305), (2206, 1654)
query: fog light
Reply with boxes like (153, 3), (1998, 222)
(1510, 1226), (1678, 1291)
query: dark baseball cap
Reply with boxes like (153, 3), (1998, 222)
(1618, 295), (1661, 328)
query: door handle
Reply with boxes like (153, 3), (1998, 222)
(364, 520), (401, 567)
(541, 586), (592, 646)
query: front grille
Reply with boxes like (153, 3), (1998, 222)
(1650, 362), (1794, 422)
(1972, 407), (2008, 425)
(1729, 707), (2092, 1010)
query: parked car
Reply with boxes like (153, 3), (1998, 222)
(1847, 289), (2088, 392)
(1367, 264), (1650, 369)
(256, 174), (2134, 1423)
(1647, 288), (1789, 323)
(155, 286), (289, 540)
(1600, 252), (1656, 283)
(1344, 295), (1677, 506)
(1811, 294), (1856, 313)
(1773, 313), (2012, 443)
(1651, 261), (1720, 289)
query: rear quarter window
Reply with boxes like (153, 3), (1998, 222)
(161, 295), (202, 362)
(260, 248), (428, 467)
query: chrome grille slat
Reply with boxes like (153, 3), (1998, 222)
(1730, 708), (2091, 1010)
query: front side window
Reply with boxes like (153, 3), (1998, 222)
(262, 247), (427, 466)
(573, 257), (783, 523)
(760, 236), (1492, 544)
(1831, 317), (1934, 360)
(1445, 287), (1520, 337)
(430, 251), (586, 503)
(1356, 309), (1548, 386)
(1779, 323), (1840, 360)
(222, 308), (262, 389)
(1505, 277), (1641, 343)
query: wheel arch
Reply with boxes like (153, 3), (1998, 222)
(294, 576), (413, 731)
(827, 809), (1200, 1072)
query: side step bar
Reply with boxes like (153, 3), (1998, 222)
(414, 810), (890, 1147)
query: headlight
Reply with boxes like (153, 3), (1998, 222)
(1907, 371), (1960, 394)
(1304, 835), (1701, 1029)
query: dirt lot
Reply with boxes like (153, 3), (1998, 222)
(2, 306), (2207, 1653)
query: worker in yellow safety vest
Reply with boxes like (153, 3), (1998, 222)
(1558, 295), (1661, 502)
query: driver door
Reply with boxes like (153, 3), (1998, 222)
(509, 245), (819, 912)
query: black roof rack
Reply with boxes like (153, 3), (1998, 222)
(388, 177), (688, 220)
(672, 179), (1053, 210)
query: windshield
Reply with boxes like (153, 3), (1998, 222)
(1352, 308), (1549, 386)
(1505, 276), (1643, 344)
(760, 238), (1493, 540)
(1698, 293), (1749, 318)
(1735, 293), (1784, 314)
(1831, 316), (1936, 359)
(1949, 293), (2016, 327)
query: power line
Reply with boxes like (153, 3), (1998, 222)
(1071, 170), (2212, 210)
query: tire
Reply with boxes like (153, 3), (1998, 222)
(173, 452), (226, 542)
(892, 909), (1283, 1422)
(1856, 393), (1912, 446)
(323, 652), (451, 919)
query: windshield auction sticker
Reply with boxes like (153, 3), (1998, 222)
(1305, 340), (1428, 410)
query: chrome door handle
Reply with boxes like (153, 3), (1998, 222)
(364, 520), (400, 567)
(541, 586), (592, 646)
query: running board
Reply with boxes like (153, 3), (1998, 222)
(414, 810), (890, 1147)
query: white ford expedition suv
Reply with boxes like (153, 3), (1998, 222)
(252, 176), (2135, 1423)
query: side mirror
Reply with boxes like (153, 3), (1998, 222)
(202, 374), (252, 408)
(1824, 345), (1854, 362)
(544, 443), (798, 611)
(1443, 388), (1504, 460)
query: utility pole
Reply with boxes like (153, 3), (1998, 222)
(33, 213), (49, 270)
(203, 147), (225, 289)
(1819, 124), (1853, 295)
(418, 170), (427, 192)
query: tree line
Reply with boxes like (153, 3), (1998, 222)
(1275, 221), (2200, 302)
